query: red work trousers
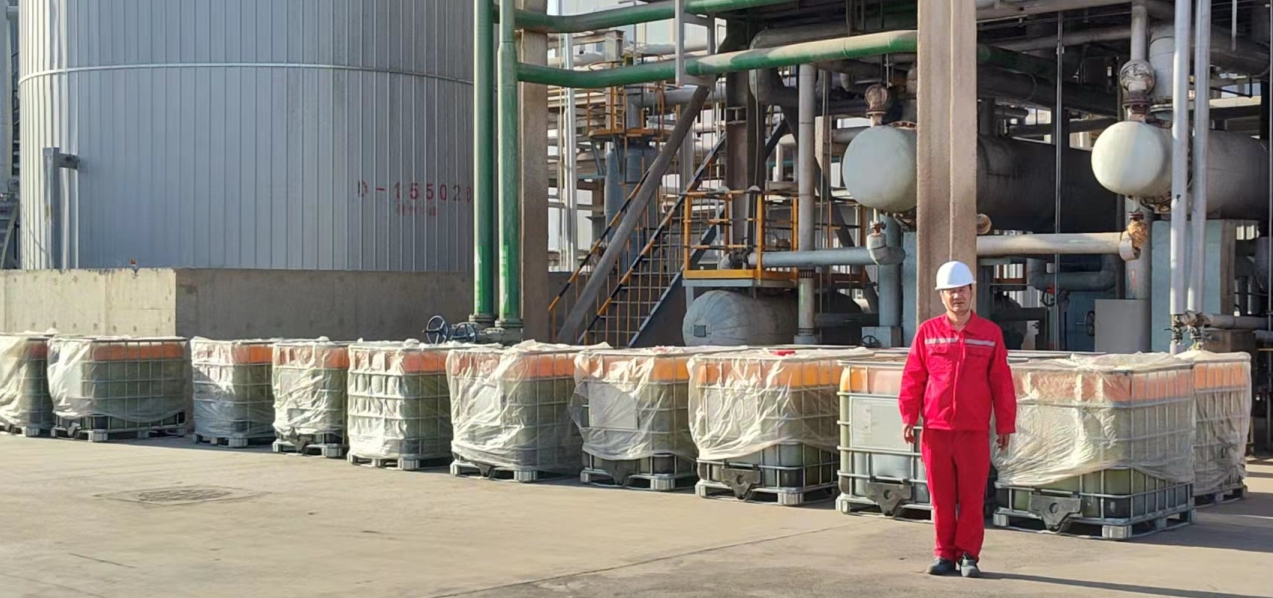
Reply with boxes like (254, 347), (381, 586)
(921, 429), (991, 561)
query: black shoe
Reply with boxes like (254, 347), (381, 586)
(959, 554), (981, 578)
(927, 558), (957, 575)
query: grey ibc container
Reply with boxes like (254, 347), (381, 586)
(271, 339), (350, 458)
(688, 348), (872, 506)
(346, 341), (455, 469)
(0, 334), (53, 436)
(572, 348), (718, 491)
(447, 342), (583, 481)
(47, 336), (190, 441)
(191, 339), (276, 447)
(993, 354), (1196, 539)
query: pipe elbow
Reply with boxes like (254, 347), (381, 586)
(866, 233), (905, 265)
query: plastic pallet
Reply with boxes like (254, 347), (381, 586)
(0, 421), (48, 438)
(835, 494), (936, 522)
(193, 433), (274, 449)
(1194, 485), (1247, 508)
(347, 453), (450, 472)
(694, 480), (837, 506)
(991, 508), (1195, 540)
(449, 459), (568, 483)
(272, 439), (345, 459)
(580, 468), (697, 492)
(52, 425), (185, 443)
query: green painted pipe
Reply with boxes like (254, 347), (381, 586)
(510, 0), (794, 34)
(496, 0), (522, 330)
(519, 30), (919, 88)
(471, 0), (495, 324)
(517, 30), (1058, 89)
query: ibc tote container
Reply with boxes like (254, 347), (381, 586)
(1176, 350), (1251, 503)
(346, 341), (457, 470)
(993, 353), (1196, 539)
(272, 339), (350, 458)
(688, 347), (873, 506)
(0, 334), (53, 436)
(47, 336), (190, 441)
(191, 338), (275, 448)
(572, 347), (733, 491)
(447, 342), (585, 482)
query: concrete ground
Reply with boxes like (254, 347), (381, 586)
(0, 435), (1269, 598)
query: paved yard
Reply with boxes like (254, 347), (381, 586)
(0, 435), (1269, 598)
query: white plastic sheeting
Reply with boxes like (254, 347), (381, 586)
(47, 336), (190, 423)
(995, 353), (1196, 487)
(447, 341), (595, 472)
(191, 338), (276, 440)
(572, 347), (729, 462)
(687, 347), (874, 461)
(1176, 350), (1252, 496)
(272, 339), (350, 442)
(347, 341), (459, 460)
(0, 334), (53, 430)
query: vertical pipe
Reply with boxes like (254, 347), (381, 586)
(1190, 0), (1211, 316)
(879, 215), (901, 329)
(1127, 0), (1153, 301)
(1052, 16), (1064, 350)
(497, 0), (523, 329)
(563, 28), (579, 270)
(1131, 0), (1148, 61)
(796, 64), (817, 344)
(1170, 0), (1192, 353)
(472, 0), (496, 324)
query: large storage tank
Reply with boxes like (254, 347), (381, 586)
(19, 0), (472, 271)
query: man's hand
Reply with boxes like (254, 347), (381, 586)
(903, 424), (916, 444)
(996, 433), (1012, 451)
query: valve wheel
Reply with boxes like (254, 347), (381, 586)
(425, 315), (450, 344)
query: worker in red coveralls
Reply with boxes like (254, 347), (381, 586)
(898, 260), (1016, 578)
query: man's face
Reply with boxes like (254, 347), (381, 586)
(940, 284), (972, 316)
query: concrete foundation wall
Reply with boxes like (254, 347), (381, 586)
(0, 268), (472, 341)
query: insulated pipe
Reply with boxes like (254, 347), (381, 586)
(1145, 0), (1270, 76)
(1189, 0), (1212, 314)
(496, 0), (521, 329)
(1188, 313), (1269, 330)
(1026, 255), (1121, 292)
(1126, 0), (1153, 302)
(556, 80), (718, 343)
(796, 64), (817, 345)
(878, 216), (902, 329)
(1131, 0), (1148, 61)
(512, 0), (793, 34)
(472, 0), (496, 324)
(747, 246), (906, 268)
(519, 30), (918, 88)
(1169, 0), (1191, 353)
(976, 233), (1130, 257)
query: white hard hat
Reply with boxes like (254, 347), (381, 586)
(935, 260), (976, 290)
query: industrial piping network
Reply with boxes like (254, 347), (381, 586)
(475, 0), (1272, 350)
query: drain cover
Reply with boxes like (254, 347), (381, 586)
(101, 486), (259, 506)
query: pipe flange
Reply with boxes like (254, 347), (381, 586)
(976, 214), (993, 236)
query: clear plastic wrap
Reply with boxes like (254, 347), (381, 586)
(0, 334), (53, 431)
(347, 340), (457, 460)
(47, 336), (190, 425)
(272, 339), (350, 442)
(191, 338), (275, 440)
(1176, 350), (1251, 496)
(687, 347), (874, 461)
(572, 347), (730, 462)
(446, 341), (591, 472)
(994, 353), (1196, 488)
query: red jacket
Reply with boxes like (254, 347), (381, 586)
(899, 313), (1017, 435)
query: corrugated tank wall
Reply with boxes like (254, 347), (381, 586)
(18, 0), (473, 271)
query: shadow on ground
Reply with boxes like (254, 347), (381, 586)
(990, 573), (1267, 598)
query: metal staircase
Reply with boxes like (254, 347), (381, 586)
(549, 119), (791, 348)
